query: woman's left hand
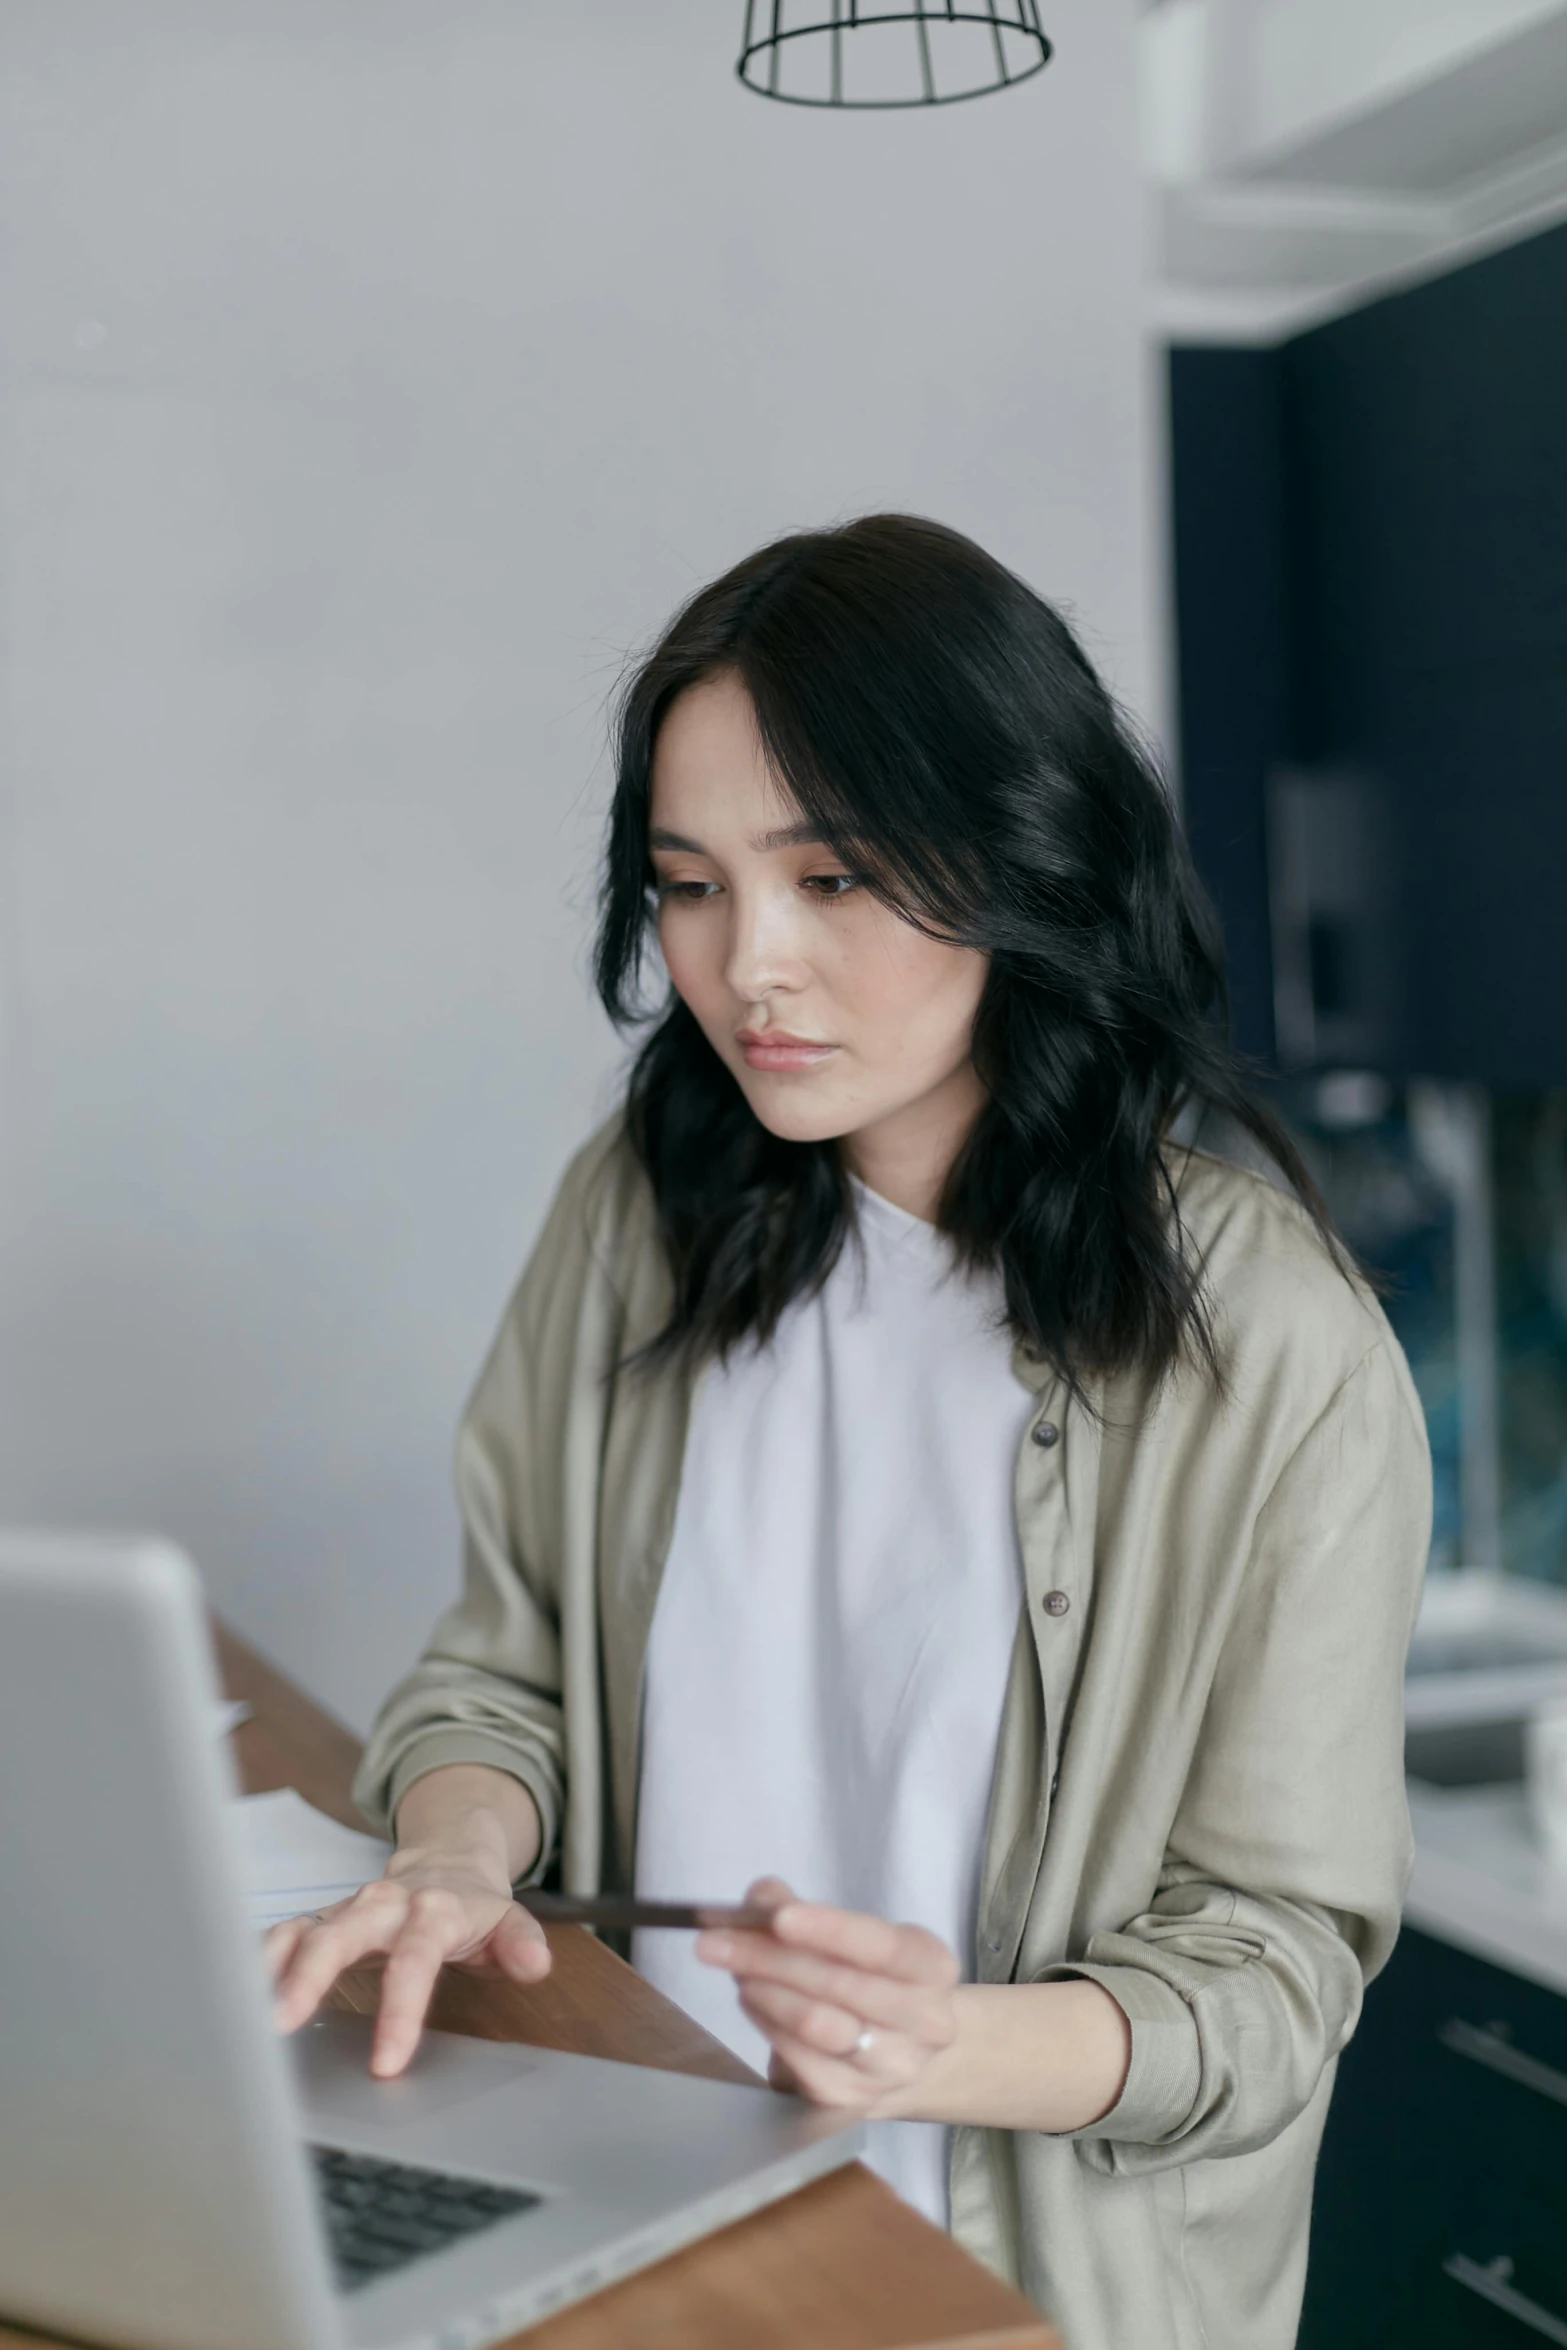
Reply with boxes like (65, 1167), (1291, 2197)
(696, 1876), (960, 2115)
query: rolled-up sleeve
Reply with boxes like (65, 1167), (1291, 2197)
(1037, 1336), (1431, 2168)
(352, 1144), (615, 1882)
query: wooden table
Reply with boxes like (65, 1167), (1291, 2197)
(210, 1628), (1059, 2350)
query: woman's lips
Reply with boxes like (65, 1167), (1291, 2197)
(736, 1030), (837, 1073)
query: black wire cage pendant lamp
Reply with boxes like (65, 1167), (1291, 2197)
(737, 2), (1052, 110)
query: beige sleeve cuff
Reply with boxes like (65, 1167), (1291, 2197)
(1032, 1960), (1204, 2145)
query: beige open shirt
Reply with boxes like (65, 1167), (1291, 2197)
(355, 1120), (1432, 2350)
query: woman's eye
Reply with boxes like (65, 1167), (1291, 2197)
(655, 878), (718, 902)
(802, 872), (859, 899)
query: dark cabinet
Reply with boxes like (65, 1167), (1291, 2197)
(1301, 1927), (1567, 2347)
(1170, 216), (1567, 1087)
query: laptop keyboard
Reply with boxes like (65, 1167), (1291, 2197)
(310, 2145), (541, 2293)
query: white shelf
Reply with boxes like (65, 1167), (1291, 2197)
(1405, 1570), (1567, 1729)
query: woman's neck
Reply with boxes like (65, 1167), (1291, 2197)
(839, 1062), (987, 1224)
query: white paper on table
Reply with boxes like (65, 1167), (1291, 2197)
(230, 1787), (392, 1931)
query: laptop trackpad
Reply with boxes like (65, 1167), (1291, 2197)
(290, 2009), (539, 2133)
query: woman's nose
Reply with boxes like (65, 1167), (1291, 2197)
(723, 885), (809, 1003)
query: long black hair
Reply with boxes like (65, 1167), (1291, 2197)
(595, 514), (1335, 1396)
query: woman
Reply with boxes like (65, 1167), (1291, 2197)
(268, 516), (1431, 2350)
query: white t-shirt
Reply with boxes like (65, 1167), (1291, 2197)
(632, 1179), (1035, 2225)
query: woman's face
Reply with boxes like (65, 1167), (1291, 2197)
(648, 669), (988, 1200)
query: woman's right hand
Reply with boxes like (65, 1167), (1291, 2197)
(265, 1766), (552, 2077)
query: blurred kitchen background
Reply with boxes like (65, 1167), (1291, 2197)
(1159, 2), (1567, 1789)
(1159, 15), (1567, 2332)
(3, 5), (1566, 2337)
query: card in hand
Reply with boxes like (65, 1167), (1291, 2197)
(520, 1892), (777, 1932)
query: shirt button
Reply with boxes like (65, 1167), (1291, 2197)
(1042, 1589), (1071, 1617)
(1031, 1420), (1060, 1449)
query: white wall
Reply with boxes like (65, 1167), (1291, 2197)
(0, 0), (1155, 1730)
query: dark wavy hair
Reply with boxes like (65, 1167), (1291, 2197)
(594, 514), (1335, 1396)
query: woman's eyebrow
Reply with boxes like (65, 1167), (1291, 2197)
(647, 821), (826, 855)
(752, 820), (825, 851)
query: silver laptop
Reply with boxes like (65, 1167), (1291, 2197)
(0, 1533), (861, 2350)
